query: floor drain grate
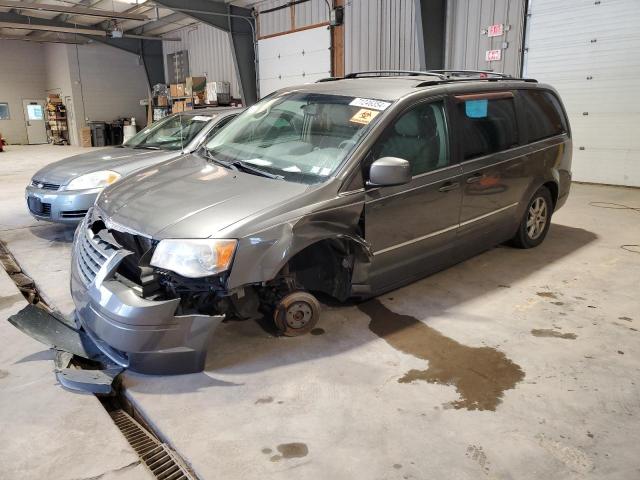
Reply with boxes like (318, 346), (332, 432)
(110, 409), (195, 480)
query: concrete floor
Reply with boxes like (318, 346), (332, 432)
(1, 144), (639, 479)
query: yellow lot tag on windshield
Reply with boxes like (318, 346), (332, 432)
(350, 108), (379, 125)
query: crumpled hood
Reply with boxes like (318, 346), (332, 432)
(31, 147), (177, 185)
(96, 153), (310, 239)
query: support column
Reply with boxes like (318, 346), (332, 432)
(418, 0), (447, 70)
(332, 0), (345, 77)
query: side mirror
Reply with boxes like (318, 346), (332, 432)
(367, 157), (412, 187)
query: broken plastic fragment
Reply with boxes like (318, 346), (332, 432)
(8, 304), (102, 360)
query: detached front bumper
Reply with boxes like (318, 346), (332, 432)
(70, 228), (223, 375)
(25, 185), (100, 224)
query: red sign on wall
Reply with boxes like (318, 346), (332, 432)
(488, 23), (504, 37)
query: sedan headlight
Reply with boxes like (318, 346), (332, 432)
(66, 170), (121, 190)
(150, 239), (237, 278)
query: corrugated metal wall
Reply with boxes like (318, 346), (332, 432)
(345, 0), (424, 73)
(445, 0), (526, 76)
(255, 0), (424, 73)
(162, 24), (241, 98)
(256, 0), (329, 37)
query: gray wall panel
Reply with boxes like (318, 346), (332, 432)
(256, 0), (294, 37)
(345, 0), (424, 74)
(445, 0), (525, 76)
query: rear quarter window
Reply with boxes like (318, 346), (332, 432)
(519, 90), (567, 143)
(454, 93), (519, 160)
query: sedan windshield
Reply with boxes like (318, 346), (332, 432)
(124, 114), (213, 151)
(203, 92), (390, 183)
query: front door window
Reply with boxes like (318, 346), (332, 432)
(369, 100), (449, 177)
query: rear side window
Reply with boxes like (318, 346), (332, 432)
(519, 90), (566, 142)
(455, 93), (518, 160)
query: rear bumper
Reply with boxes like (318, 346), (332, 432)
(70, 238), (223, 374)
(25, 185), (99, 224)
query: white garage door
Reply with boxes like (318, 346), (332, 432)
(524, 0), (640, 187)
(258, 26), (331, 97)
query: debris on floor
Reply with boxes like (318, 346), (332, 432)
(2, 242), (123, 394)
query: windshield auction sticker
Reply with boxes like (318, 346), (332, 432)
(349, 98), (392, 111)
(350, 108), (380, 125)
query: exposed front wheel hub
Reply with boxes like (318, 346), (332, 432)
(273, 291), (320, 336)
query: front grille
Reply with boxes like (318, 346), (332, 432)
(31, 179), (61, 191)
(75, 226), (119, 285)
(27, 197), (51, 217)
(61, 209), (89, 219)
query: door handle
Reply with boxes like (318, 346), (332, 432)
(466, 173), (484, 184)
(438, 181), (460, 192)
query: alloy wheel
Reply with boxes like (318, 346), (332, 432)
(527, 197), (548, 240)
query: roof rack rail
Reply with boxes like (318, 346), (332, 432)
(425, 69), (512, 79)
(315, 69), (538, 86)
(343, 70), (448, 80)
(415, 77), (538, 87)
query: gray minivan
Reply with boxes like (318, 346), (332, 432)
(63, 71), (571, 374)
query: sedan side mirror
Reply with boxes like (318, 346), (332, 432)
(367, 157), (412, 187)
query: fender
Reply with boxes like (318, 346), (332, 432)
(227, 201), (372, 290)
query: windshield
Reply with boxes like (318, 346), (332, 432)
(203, 92), (390, 183)
(124, 114), (214, 150)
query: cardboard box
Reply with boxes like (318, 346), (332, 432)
(172, 101), (184, 114)
(170, 83), (185, 98)
(185, 76), (207, 96)
(184, 98), (194, 111)
(80, 127), (92, 147)
(156, 95), (168, 106)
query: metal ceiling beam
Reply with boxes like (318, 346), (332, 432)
(0, 21), (108, 36)
(153, 0), (257, 105)
(0, 33), (87, 44)
(0, 11), (166, 87)
(0, 0), (151, 21)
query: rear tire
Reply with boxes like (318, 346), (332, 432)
(273, 291), (321, 336)
(511, 186), (553, 249)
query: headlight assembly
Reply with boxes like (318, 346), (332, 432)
(150, 239), (237, 278)
(66, 170), (121, 190)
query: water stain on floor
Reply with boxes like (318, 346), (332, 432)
(269, 443), (308, 462)
(255, 396), (273, 404)
(358, 299), (525, 411)
(531, 329), (577, 340)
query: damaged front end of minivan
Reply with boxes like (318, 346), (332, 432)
(62, 197), (371, 376)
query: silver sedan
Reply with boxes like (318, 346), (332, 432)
(25, 107), (242, 224)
